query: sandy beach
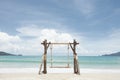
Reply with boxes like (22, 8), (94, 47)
(0, 68), (120, 80)
(0, 73), (120, 80)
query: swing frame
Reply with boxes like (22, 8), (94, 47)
(39, 39), (80, 75)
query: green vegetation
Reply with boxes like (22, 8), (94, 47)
(102, 52), (120, 56)
(0, 51), (22, 56)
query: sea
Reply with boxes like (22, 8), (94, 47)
(0, 55), (120, 69)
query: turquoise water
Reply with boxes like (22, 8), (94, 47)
(0, 56), (120, 69)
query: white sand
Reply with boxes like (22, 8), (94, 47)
(0, 68), (120, 80)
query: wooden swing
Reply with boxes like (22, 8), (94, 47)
(50, 44), (70, 68)
(39, 40), (80, 75)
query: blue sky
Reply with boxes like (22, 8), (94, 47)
(0, 0), (120, 56)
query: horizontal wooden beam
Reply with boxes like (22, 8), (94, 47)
(41, 42), (79, 45)
(51, 43), (71, 45)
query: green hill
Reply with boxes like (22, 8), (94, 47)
(102, 52), (120, 56)
(0, 51), (17, 56)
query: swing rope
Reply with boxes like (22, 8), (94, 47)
(67, 44), (70, 68)
(50, 44), (53, 68)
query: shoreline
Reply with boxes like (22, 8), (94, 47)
(0, 68), (120, 73)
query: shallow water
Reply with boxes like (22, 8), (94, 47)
(0, 56), (120, 69)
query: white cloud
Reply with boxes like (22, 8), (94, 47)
(0, 32), (21, 42)
(79, 29), (120, 56)
(0, 31), (41, 55)
(0, 25), (74, 56)
(40, 29), (73, 42)
(17, 26), (73, 42)
(0, 32), (21, 53)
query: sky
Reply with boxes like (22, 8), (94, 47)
(0, 0), (120, 56)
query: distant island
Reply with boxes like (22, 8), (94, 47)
(0, 51), (22, 56)
(102, 52), (120, 56)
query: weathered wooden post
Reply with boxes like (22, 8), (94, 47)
(70, 39), (80, 75)
(73, 40), (77, 74)
(41, 40), (50, 74)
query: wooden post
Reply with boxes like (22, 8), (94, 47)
(70, 39), (80, 75)
(73, 40), (77, 74)
(41, 40), (50, 74)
